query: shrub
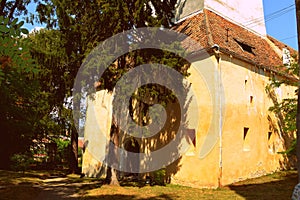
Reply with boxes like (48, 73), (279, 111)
(152, 168), (166, 186)
(54, 138), (70, 165)
(10, 153), (33, 172)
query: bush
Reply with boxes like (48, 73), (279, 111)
(10, 153), (33, 172)
(54, 138), (70, 165)
(152, 168), (166, 186)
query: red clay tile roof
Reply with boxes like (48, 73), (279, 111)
(173, 9), (297, 77)
(78, 137), (84, 149)
(174, 11), (209, 49)
(267, 35), (298, 58)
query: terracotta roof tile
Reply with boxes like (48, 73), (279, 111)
(173, 11), (209, 51)
(173, 9), (297, 76)
(267, 35), (298, 58)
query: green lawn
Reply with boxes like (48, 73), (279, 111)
(0, 170), (297, 200)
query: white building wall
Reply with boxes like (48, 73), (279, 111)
(175, 0), (266, 36)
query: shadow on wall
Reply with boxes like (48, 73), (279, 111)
(98, 44), (194, 184)
(81, 39), (194, 183)
(265, 86), (296, 170)
(105, 78), (191, 184)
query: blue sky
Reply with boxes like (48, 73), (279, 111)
(22, 0), (299, 50)
(263, 0), (298, 50)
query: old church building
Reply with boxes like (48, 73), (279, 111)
(82, 0), (297, 188)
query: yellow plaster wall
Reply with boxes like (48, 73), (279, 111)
(220, 54), (296, 185)
(172, 54), (296, 188)
(82, 54), (296, 188)
(82, 90), (113, 177)
(172, 56), (222, 188)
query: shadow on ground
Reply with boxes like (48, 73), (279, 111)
(0, 170), (298, 199)
(228, 171), (298, 200)
(85, 194), (175, 200)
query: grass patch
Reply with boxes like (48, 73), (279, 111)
(0, 170), (297, 200)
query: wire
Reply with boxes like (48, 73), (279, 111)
(244, 4), (294, 25)
(242, 4), (295, 28)
(279, 35), (297, 41)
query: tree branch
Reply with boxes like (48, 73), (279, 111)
(0, 0), (7, 16)
(8, 0), (21, 20)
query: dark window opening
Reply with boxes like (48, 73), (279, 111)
(244, 127), (249, 140)
(185, 129), (196, 147)
(243, 127), (250, 151)
(234, 38), (255, 55)
(268, 131), (272, 140)
(250, 96), (253, 103)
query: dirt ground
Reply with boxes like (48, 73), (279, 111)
(0, 170), (297, 200)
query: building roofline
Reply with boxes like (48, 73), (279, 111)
(204, 7), (266, 38)
(186, 45), (298, 82)
(173, 8), (298, 82)
(218, 47), (298, 82)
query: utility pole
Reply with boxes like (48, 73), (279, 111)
(295, 0), (300, 182)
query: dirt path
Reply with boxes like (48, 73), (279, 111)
(34, 177), (81, 200)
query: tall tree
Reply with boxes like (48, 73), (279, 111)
(0, 15), (46, 168)
(36, 0), (187, 181)
(0, 0), (71, 169)
(29, 27), (80, 172)
(37, 0), (180, 177)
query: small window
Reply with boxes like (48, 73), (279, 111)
(268, 132), (272, 141)
(185, 129), (196, 147)
(250, 96), (253, 103)
(243, 127), (249, 140)
(243, 127), (250, 151)
(185, 129), (196, 156)
(234, 38), (255, 55)
(268, 131), (275, 154)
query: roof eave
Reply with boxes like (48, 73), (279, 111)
(219, 47), (298, 82)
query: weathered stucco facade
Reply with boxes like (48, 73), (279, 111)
(172, 53), (296, 188)
(82, 90), (113, 178)
(82, 0), (297, 188)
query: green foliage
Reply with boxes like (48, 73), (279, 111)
(33, 0), (188, 176)
(78, 144), (83, 168)
(0, 0), (32, 20)
(152, 168), (166, 186)
(54, 137), (70, 164)
(0, 16), (37, 78)
(269, 97), (297, 133)
(0, 16), (43, 168)
(266, 60), (299, 155)
(10, 153), (33, 172)
(279, 139), (296, 155)
(29, 29), (73, 129)
(32, 0), (182, 124)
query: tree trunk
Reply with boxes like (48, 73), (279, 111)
(296, 0), (300, 182)
(69, 126), (78, 174)
(106, 119), (120, 185)
(110, 168), (120, 186)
